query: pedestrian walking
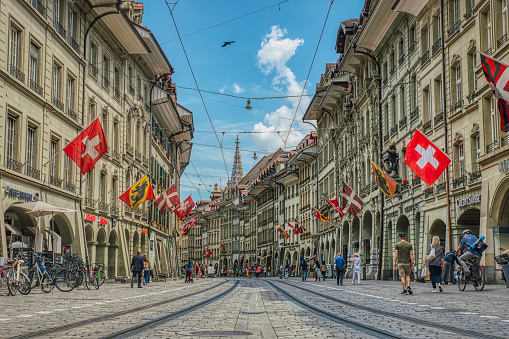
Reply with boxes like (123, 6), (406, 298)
(143, 255), (151, 285)
(351, 253), (362, 285)
(314, 260), (322, 281)
(300, 259), (308, 281)
(256, 265), (262, 277)
(320, 261), (328, 281)
(441, 251), (458, 284)
(394, 232), (414, 295)
(195, 263), (200, 280)
(284, 264), (290, 279)
(185, 260), (193, 283)
(334, 252), (346, 286)
(263, 266), (267, 277)
(130, 249), (144, 288)
(425, 236), (444, 293)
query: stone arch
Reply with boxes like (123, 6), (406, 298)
(396, 215), (410, 243)
(108, 230), (118, 277)
(4, 203), (39, 251)
(362, 210), (373, 263)
(48, 214), (74, 247)
(85, 224), (94, 262)
(430, 219), (446, 244)
(292, 252), (298, 268)
(342, 220), (349, 257)
(132, 231), (139, 254)
(331, 239), (336, 261)
(141, 232), (146, 253)
(351, 216), (360, 254)
(456, 208), (480, 236)
(96, 227), (107, 265)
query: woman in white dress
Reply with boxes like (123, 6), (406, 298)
(351, 253), (362, 285)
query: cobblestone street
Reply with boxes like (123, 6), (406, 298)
(2, 277), (508, 338)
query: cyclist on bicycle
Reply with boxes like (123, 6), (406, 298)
(456, 230), (481, 274)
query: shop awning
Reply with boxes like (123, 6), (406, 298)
(174, 104), (194, 142)
(151, 85), (183, 135)
(89, 1), (150, 55)
(303, 88), (327, 121)
(135, 25), (172, 74)
(5, 223), (22, 236)
(179, 142), (192, 173)
(355, 0), (399, 51)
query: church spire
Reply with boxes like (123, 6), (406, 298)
(228, 135), (243, 187)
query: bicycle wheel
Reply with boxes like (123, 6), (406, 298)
(90, 273), (100, 290)
(28, 269), (40, 289)
(97, 268), (106, 286)
(16, 272), (31, 295)
(6, 269), (17, 296)
(457, 271), (467, 291)
(474, 268), (485, 291)
(40, 272), (55, 293)
(54, 269), (75, 292)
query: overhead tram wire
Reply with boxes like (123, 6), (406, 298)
(190, 160), (211, 193)
(164, 1), (231, 184)
(184, 172), (203, 200)
(284, 0), (334, 147)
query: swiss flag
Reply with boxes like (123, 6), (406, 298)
(480, 52), (509, 132)
(404, 129), (451, 186)
(174, 196), (195, 219)
(63, 118), (107, 174)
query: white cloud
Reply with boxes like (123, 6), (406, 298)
(219, 84), (227, 94)
(253, 26), (310, 149)
(232, 83), (245, 94)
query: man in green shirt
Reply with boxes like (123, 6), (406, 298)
(394, 232), (414, 295)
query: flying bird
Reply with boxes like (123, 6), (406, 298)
(221, 41), (236, 47)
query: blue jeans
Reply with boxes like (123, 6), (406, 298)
(302, 270), (307, 281)
(428, 265), (442, 288)
(144, 269), (150, 284)
(336, 269), (344, 285)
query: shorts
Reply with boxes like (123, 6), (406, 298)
(398, 263), (411, 277)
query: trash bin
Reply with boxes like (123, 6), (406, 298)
(503, 264), (509, 287)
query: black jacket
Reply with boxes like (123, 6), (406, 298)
(131, 254), (144, 272)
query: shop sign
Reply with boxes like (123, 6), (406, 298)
(5, 186), (39, 201)
(499, 159), (509, 172)
(456, 195), (481, 207)
(85, 214), (96, 222)
(404, 203), (419, 213)
(386, 210), (399, 218)
(99, 216), (107, 225)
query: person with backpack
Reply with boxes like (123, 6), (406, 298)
(314, 260), (322, 281)
(456, 229), (482, 274)
(300, 259), (308, 281)
(442, 251), (459, 284)
(425, 236), (444, 293)
(320, 261), (328, 281)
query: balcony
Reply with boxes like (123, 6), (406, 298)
(126, 144), (133, 155)
(371, 179), (378, 192)
(423, 120), (432, 133)
(498, 34), (508, 49)
(114, 88), (121, 100)
(451, 100), (464, 112)
(89, 64), (98, 78)
(410, 107), (419, 121)
(63, 180), (76, 193)
(447, 20), (460, 37)
(5, 157), (22, 173)
(98, 201), (109, 213)
(389, 66), (396, 76)
(359, 185), (371, 198)
(469, 170), (482, 184)
(54, 21), (66, 39)
(50, 175), (62, 188)
(453, 176), (466, 189)
(434, 112), (444, 127)
(31, 0), (45, 16)
(432, 39), (441, 56)
(408, 42), (416, 54)
(103, 76), (110, 89)
(464, 7), (474, 21)
(135, 150), (141, 159)
(29, 80), (43, 96)
(383, 78), (388, 87)
(67, 108), (77, 121)
(68, 36), (79, 53)
(390, 126), (397, 136)
(10, 65), (25, 83)
(85, 197), (95, 209)
(421, 51), (430, 66)
(143, 156), (149, 167)
(485, 47), (492, 55)
(401, 180), (410, 191)
(412, 177), (421, 187)
(398, 55), (405, 65)
(129, 85), (135, 96)
(53, 97), (64, 111)
(436, 182), (446, 195)
(113, 150), (121, 162)
(26, 165), (40, 180)
(486, 141), (498, 154)
(399, 116), (407, 129)
(383, 133), (389, 143)
(425, 187), (434, 199)
(466, 92), (478, 104)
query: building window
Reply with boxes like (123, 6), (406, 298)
(102, 112), (108, 141)
(50, 137), (59, 180)
(384, 104), (389, 133)
(421, 26), (428, 52)
(458, 143), (464, 177)
(434, 78), (443, 113)
(127, 113), (132, 145)
(68, 10), (78, 45)
(29, 42), (41, 93)
(112, 178), (118, 207)
(90, 41), (98, 77)
(27, 125), (36, 169)
(6, 115), (17, 161)
(490, 97), (498, 144)
(86, 170), (93, 198)
(10, 24), (22, 73)
(114, 66), (120, 99)
(488, 9), (493, 51)
(113, 121), (119, 153)
(64, 142), (72, 183)
(411, 75), (417, 109)
(103, 54), (110, 90)
(472, 135), (481, 172)
(423, 87), (429, 122)
(469, 53), (478, 93)
(391, 96), (396, 128)
(503, 0), (508, 38)
(128, 64), (134, 93)
(53, 63), (62, 104)
(88, 102), (96, 123)
(400, 85), (405, 119)
(67, 76), (75, 117)
(455, 66), (462, 104)
(100, 172), (106, 203)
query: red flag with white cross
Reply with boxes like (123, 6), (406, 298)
(154, 185), (180, 213)
(63, 118), (108, 174)
(174, 196), (195, 219)
(404, 129), (451, 186)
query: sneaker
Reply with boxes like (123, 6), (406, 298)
(407, 286), (413, 295)
(401, 290), (408, 294)
(432, 289), (437, 293)
(138, 286), (143, 288)
(438, 286), (443, 293)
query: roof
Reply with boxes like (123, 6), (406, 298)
(335, 18), (359, 54)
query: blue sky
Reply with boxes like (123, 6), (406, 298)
(144, 0), (365, 202)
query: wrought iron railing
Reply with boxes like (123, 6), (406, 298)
(447, 20), (461, 37)
(85, 197), (95, 209)
(98, 201), (109, 213)
(89, 63), (98, 78)
(383, 78), (388, 86)
(29, 80), (43, 96)
(421, 51), (430, 66)
(389, 66), (396, 76)
(401, 180), (410, 191)
(54, 21), (66, 39)
(501, 135), (509, 147)
(423, 120), (432, 133)
(434, 112), (444, 126)
(10, 65), (25, 83)
(464, 7), (474, 20)
(26, 165), (40, 180)
(410, 107), (419, 121)
(432, 39), (441, 55)
(103, 76), (110, 89)
(50, 175), (62, 188)
(114, 88), (120, 100)
(412, 177), (421, 187)
(486, 141), (498, 154)
(399, 116), (407, 128)
(436, 182), (446, 195)
(63, 180), (76, 193)
(425, 187), (434, 199)
(68, 36), (79, 53)
(485, 47), (492, 55)
(453, 176), (466, 189)
(371, 179), (378, 191)
(384, 133), (389, 143)
(31, 0), (45, 16)
(129, 85), (135, 96)
(469, 170), (482, 184)
(6, 157), (22, 173)
(67, 108), (77, 121)
(111, 205), (119, 215)
(498, 34), (508, 49)
(390, 126), (397, 136)
(408, 42), (416, 54)
(53, 97), (64, 111)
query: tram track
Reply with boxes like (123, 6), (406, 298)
(275, 280), (504, 339)
(12, 280), (231, 339)
(100, 280), (239, 338)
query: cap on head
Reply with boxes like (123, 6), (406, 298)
(462, 229), (472, 235)
(398, 232), (406, 239)
(137, 249), (141, 254)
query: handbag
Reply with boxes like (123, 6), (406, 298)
(427, 245), (436, 261)
(420, 267), (427, 278)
